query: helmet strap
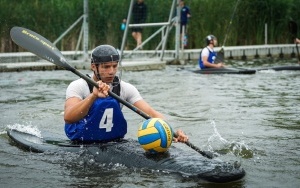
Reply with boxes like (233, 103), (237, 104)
(93, 64), (102, 81)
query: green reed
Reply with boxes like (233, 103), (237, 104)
(0, 0), (299, 52)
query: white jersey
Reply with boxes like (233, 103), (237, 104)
(201, 46), (213, 59)
(66, 77), (143, 106)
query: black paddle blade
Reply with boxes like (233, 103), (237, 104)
(288, 21), (300, 62)
(288, 21), (298, 42)
(296, 43), (300, 63)
(215, 47), (224, 63)
(10, 26), (74, 71)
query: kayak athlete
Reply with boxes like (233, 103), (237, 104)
(64, 45), (188, 143)
(198, 35), (225, 69)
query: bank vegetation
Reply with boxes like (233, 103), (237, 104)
(0, 0), (299, 52)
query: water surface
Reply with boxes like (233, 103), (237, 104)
(1, 61), (300, 187)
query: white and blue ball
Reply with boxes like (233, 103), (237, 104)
(137, 118), (173, 153)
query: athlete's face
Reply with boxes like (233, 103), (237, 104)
(213, 39), (218, 46)
(92, 62), (118, 84)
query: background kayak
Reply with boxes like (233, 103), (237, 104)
(193, 68), (256, 74)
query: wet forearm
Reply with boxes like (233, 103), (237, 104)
(64, 93), (97, 123)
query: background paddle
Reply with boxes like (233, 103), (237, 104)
(10, 26), (214, 159)
(216, 0), (240, 63)
(297, 45), (300, 63)
(288, 21), (300, 63)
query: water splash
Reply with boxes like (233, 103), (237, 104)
(207, 121), (229, 151)
(258, 69), (276, 74)
(207, 120), (253, 158)
(6, 123), (42, 138)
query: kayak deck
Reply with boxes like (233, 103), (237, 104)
(7, 129), (246, 183)
(193, 68), (256, 74)
(256, 65), (300, 71)
(193, 65), (300, 74)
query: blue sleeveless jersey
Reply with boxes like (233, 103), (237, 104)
(65, 97), (127, 142)
(198, 48), (217, 69)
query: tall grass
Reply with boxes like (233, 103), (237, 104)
(0, 0), (299, 52)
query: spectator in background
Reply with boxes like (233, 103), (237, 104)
(132, 0), (147, 49)
(119, 18), (127, 49)
(120, 19), (126, 31)
(295, 38), (300, 44)
(179, 0), (191, 44)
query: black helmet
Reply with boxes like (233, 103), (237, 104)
(91, 45), (120, 64)
(205, 35), (216, 45)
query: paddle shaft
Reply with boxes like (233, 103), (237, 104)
(222, 0), (240, 49)
(296, 44), (300, 62)
(216, 0), (240, 63)
(71, 68), (151, 119)
(73, 64), (213, 158)
(10, 26), (213, 159)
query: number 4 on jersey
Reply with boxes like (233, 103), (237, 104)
(99, 108), (114, 132)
